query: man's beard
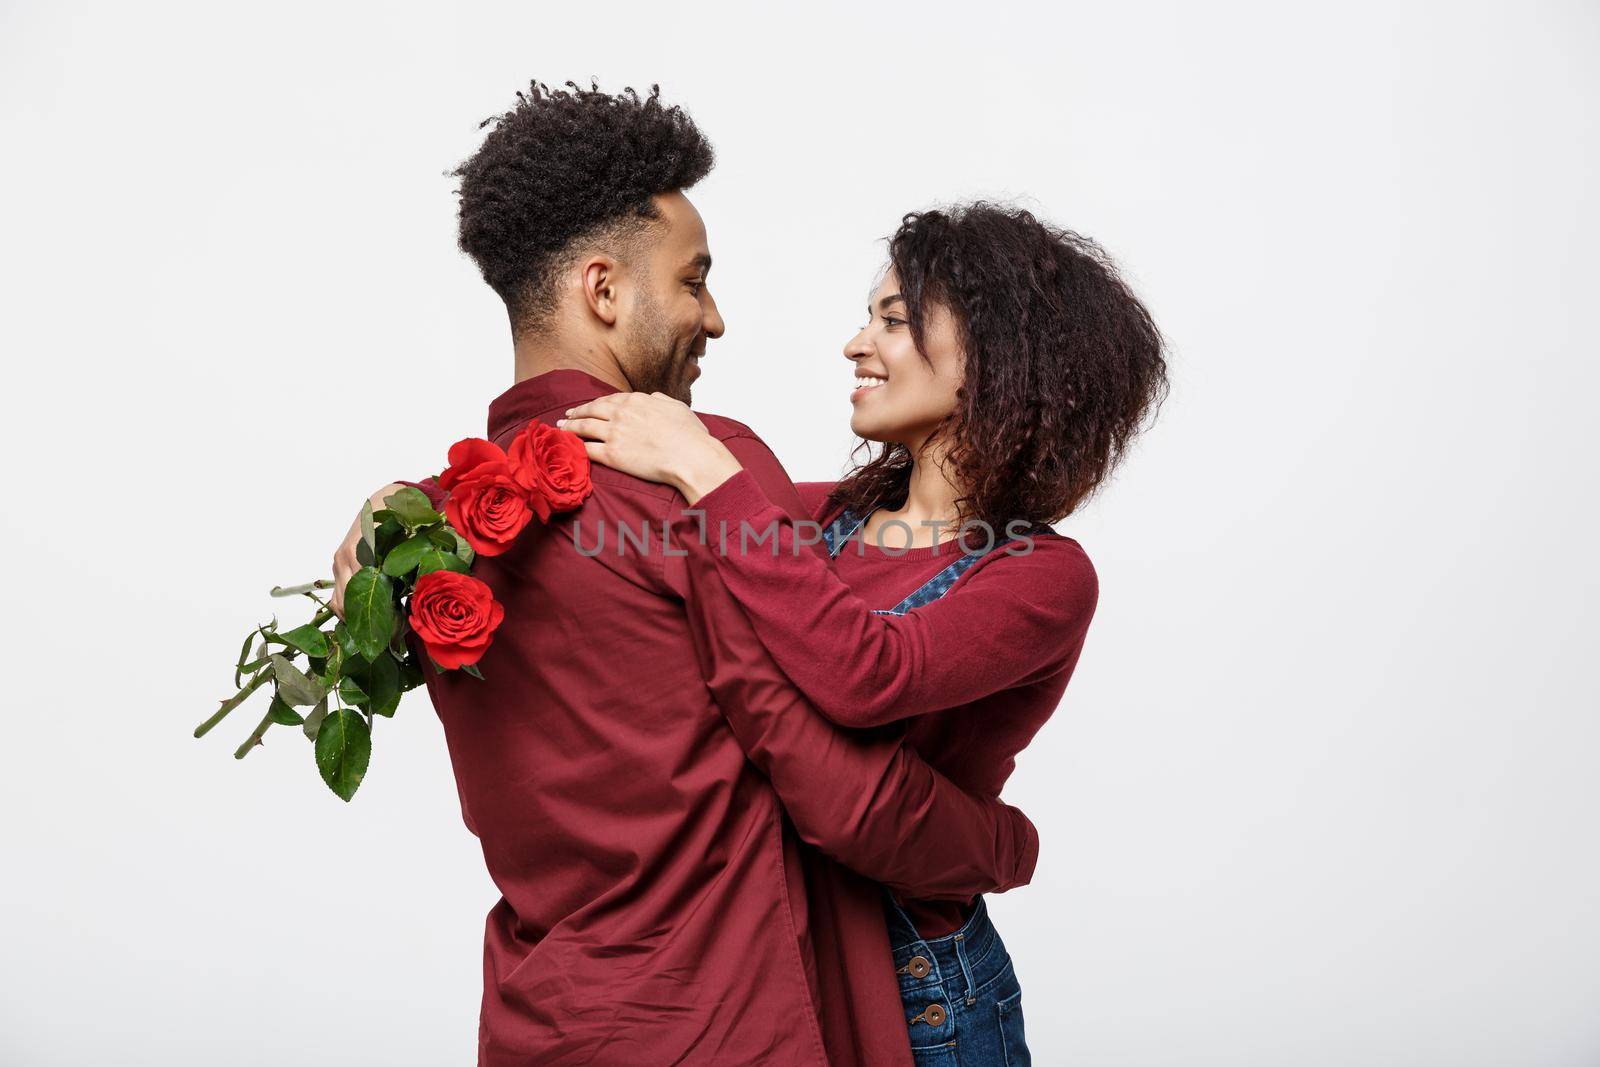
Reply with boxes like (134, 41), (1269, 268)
(625, 289), (698, 403)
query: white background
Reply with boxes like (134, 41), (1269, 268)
(2, 2), (1596, 1064)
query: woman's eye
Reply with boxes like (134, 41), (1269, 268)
(883, 316), (906, 328)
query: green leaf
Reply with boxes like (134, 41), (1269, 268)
(450, 528), (475, 566)
(343, 567), (396, 661)
(235, 638), (272, 677)
(356, 539), (375, 568)
(266, 695), (305, 726)
(236, 622), (278, 679)
(388, 613), (412, 658)
(270, 654), (326, 707)
(315, 707), (371, 802)
(302, 696), (330, 741)
(383, 486), (442, 529)
(461, 663), (484, 680)
(426, 526), (457, 550)
(334, 622), (358, 659)
(276, 623), (329, 658)
(338, 675), (369, 707)
(397, 657), (425, 693)
(318, 638), (345, 690)
(233, 630), (258, 688)
(367, 652), (401, 717)
(415, 546), (470, 576)
(374, 516), (406, 558)
(359, 499), (377, 557)
(381, 534), (434, 578)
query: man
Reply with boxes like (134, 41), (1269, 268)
(330, 81), (1037, 1066)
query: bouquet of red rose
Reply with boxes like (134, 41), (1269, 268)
(195, 421), (592, 801)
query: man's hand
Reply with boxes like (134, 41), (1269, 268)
(331, 483), (406, 620)
(558, 391), (743, 504)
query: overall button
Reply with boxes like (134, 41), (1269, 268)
(897, 954), (932, 979)
(910, 1003), (947, 1026)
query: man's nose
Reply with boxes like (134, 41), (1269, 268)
(702, 291), (725, 339)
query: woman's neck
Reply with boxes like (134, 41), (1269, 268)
(863, 438), (965, 550)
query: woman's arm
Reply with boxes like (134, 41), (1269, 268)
(669, 501), (1040, 902)
(559, 392), (1099, 728)
(687, 463), (1099, 727)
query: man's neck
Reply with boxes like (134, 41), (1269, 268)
(512, 331), (630, 392)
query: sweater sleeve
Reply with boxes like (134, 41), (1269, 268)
(665, 492), (1039, 902)
(793, 481), (839, 521)
(689, 456), (1099, 728)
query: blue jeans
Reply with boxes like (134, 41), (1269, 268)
(883, 890), (1031, 1066)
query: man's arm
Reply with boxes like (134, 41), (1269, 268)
(662, 434), (1039, 903)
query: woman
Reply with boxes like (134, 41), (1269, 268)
(556, 201), (1168, 1065)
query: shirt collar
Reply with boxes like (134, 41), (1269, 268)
(486, 369), (624, 442)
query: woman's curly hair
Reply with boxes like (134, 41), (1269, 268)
(453, 80), (715, 329)
(826, 202), (1169, 532)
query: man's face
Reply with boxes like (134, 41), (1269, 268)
(616, 190), (724, 403)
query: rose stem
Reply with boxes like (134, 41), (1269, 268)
(233, 709), (277, 759)
(270, 579), (335, 597)
(194, 670), (270, 738)
(194, 607), (336, 738)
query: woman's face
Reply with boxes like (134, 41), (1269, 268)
(845, 268), (965, 446)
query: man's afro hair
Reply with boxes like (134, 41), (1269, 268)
(452, 79), (715, 327)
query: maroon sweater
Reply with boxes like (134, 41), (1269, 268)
(397, 371), (1038, 1065)
(687, 469), (1100, 937)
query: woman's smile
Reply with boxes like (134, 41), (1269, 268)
(850, 371), (888, 402)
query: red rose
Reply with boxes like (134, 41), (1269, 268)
(509, 421), (593, 514)
(408, 570), (505, 669)
(444, 465), (536, 557)
(438, 437), (507, 493)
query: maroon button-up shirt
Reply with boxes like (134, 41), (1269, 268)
(400, 370), (1037, 1066)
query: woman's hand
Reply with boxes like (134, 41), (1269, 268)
(330, 482), (405, 619)
(558, 391), (743, 504)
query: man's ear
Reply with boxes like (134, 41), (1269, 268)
(579, 254), (623, 327)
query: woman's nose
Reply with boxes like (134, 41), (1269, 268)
(843, 330), (871, 361)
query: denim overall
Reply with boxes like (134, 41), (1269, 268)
(821, 509), (1048, 1066)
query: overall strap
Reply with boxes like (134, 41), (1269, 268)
(873, 522), (1056, 617)
(821, 508), (869, 559)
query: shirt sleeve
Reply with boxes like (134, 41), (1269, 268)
(687, 455), (1099, 728)
(662, 459), (1038, 903)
